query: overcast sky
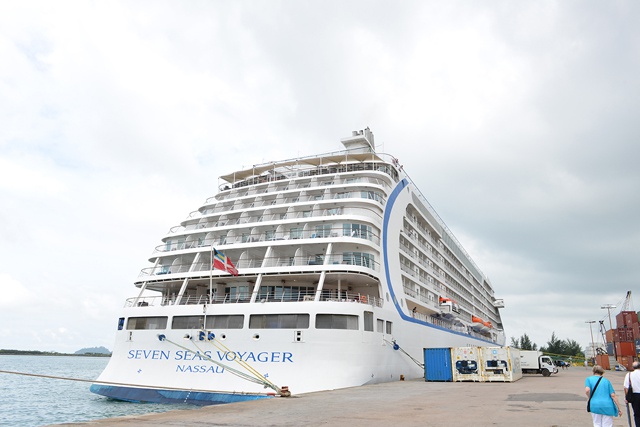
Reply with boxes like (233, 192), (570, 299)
(1, 1), (639, 354)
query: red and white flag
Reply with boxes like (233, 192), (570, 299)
(212, 248), (239, 276)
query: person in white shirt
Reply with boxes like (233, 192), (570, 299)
(624, 361), (640, 427)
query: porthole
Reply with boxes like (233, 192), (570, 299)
(253, 334), (260, 340)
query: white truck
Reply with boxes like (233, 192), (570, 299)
(520, 350), (559, 377)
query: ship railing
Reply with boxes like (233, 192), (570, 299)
(415, 256), (432, 271)
(257, 254), (380, 271)
(220, 156), (399, 191)
(212, 177), (391, 206)
(402, 285), (418, 299)
(429, 315), (457, 329)
(198, 199), (382, 228)
(421, 294), (440, 310)
(125, 294), (253, 307)
(402, 284), (441, 311)
(319, 290), (383, 307)
(399, 263), (416, 278)
(402, 171), (486, 282)
(164, 203), (383, 237)
(125, 291), (382, 308)
(254, 290), (315, 303)
(123, 294), (494, 340)
(140, 250), (382, 276)
(409, 218), (439, 246)
(192, 294), (251, 305)
(257, 291), (382, 307)
(415, 270), (436, 289)
(416, 237), (436, 254)
(327, 190), (385, 205)
(186, 210), (203, 219)
(168, 225), (183, 233)
(398, 241), (413, 257)
(400, 229), (444, 276)
(152, 238), (218, 254)
(428, 315), (469, 335)
(125, 295), (164, 307)
(410, 311), (432, 322)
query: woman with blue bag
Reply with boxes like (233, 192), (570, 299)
(585, 365), (622, 427)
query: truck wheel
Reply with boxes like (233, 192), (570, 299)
(542, 368), (550, 377)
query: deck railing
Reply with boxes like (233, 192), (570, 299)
(139, 253), (381, 278)
(155, 226), (381, 254)
(168, 193), (385, 236)
(124, 292), (494, 340)
(125, 291), (382, 308)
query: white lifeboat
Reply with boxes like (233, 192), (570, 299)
(439, 297), (460, 319)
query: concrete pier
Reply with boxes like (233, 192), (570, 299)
(49, 367), (633, 427)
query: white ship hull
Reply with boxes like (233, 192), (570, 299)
(92, 129), (505, 404)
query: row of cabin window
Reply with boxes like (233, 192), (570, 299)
(123, 313), (393, 334)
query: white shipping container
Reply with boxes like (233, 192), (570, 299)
(451, 346), (522, 382)
(479, 346), (522, 382)
(451, 346), (482, 382)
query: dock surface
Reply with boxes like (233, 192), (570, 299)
(49, 367), (633, 427)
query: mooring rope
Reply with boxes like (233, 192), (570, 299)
(385, 339), (424, 369)
(0, 369), (97, 383)
(201, 336), (280, 391)
(159, 334), (284, 395)
(0, 369), (269, 396)
(1, 333), (289, 398)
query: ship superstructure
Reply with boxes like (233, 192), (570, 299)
(91, 128), (505, 404)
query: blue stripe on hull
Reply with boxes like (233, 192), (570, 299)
(89, 384), (272, 406)
(383, 179), (497, 346)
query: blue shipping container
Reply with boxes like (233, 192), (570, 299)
(424, 348), (453, 381)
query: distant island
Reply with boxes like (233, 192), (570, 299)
(0, 346), (111, 357)
(75, 346), (111, 355)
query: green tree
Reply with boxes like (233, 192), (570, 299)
(511, 332), (583, 355)
(562, 339), (583, 356)
(509, 333), (537, 350)
(538, 333), (583, 356)
(540, 332), (564, 354)
(520, 333), (537, 350)
(510, 336), (519, 347)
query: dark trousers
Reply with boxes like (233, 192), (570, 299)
(632, 394), (640, 427)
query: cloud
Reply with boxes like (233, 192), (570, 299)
(0, 274), (32, 307)
(0, 1), (639, 355)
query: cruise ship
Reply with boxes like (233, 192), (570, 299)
(91, 128), (506, 405)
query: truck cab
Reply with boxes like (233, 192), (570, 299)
(539, 355), (558, 376)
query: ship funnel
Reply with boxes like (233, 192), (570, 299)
(341, 127), (375, 153)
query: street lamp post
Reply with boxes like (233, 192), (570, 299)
(586, 321), (596, 364)
(601, 304), (617, 361)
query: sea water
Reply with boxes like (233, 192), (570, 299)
(0, 355), (196, 427)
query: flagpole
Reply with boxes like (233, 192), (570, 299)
(209, 244), (213, 302)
